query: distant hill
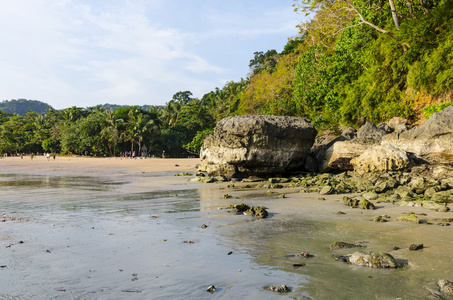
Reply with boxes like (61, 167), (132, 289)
(95, 103), (164, 112)
(0, 99), (52, 115)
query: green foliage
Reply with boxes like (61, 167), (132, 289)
(249, 50), (279, 75)
(184, 129), (214, 155)
(422, 102), (453, 119)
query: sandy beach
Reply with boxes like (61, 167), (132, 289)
(1, 156), (453, 299)
(0, 155), (201, 174)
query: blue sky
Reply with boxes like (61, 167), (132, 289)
(0, 0), (303, 109)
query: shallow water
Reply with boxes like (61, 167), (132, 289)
(0, 170), (452, 299)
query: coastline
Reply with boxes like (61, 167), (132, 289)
(1, 157), (452, 298)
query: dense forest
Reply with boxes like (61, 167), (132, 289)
(0, 0), (452, 157)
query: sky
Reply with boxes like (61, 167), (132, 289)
(0, 0), (303, 109)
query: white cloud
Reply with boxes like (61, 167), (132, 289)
(0, 0), (302, 109)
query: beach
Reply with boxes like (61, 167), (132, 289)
(1, 156), (452, 299)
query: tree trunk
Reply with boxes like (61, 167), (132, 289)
(419, 0), (429, 14)
(406, 0), (416, 19)
(388, 0), (399, 29)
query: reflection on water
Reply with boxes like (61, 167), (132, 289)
(0, 173), (451, 299)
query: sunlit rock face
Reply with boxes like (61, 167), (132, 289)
(383, 106), (453, 164)
(199, 115), (317, 179)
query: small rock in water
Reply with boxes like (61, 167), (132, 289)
(408, 243), (423, 251)
(348, 251), (398, 268)
(227, 251), (233, 255)
(201, 224), (207, 229)
(330, 241), (365, 250)
(293, 263), (305, 268)
(392, 246), (400, 250)
(206, 285), (216, 293)
(269, 284), (290, 293)
(296, 251), (313, 258)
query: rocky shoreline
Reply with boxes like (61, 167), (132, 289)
(196, 107), (453, 297)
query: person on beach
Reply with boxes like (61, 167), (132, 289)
(162, 150), (165, 158)
(31, 153), (34, 160)
(46, 152), (50, 161)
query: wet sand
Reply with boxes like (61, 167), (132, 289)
(1, 157), (452, 299)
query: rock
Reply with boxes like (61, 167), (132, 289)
(383, 106), (453, 164)
(374, 176), (399, 193)
(199, 115), (317, 179)
(362, 192), (378, 201)
(351, 143), (411, 174)
(357, 121), (388, 141)
(408, 243), (423, 251)
(342, 196), (359, 208)
(226, 203), (250, 214)
(438, 279), (453, 297)
(394, 213), (420, 224)
(330, 241), (366, 250)
(348, 251), (398, 268)
(378, 122), (393, 133)
(319, 186), (335, 195)
(422, 201), (449, 212)
(269, 284), (290, 293)
(245, 206), (268, 218)
(374, 216), (387, 222)
(341, 127), (357, 139)
(387, 117), (408, 131)
(296, 252), (314, 258)
(432, 189), (453, 203)
(358, 199), (375, 210)
(226, 204), (268, 218)
(317, 140), (370, 173)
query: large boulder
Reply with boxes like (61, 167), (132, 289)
(317, 140), (369, 173)
(307, 121), (387, 173)
(199, 115), (317, 179)
(383, 106), (453, 164)
(351, 142), (411, 174)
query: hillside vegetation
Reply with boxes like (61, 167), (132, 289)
(0, 1), (452, 156)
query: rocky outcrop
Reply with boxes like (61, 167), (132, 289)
(383, 106), (453, 164)
(199, 115), (317, 179)
(306, 121), (389, 173)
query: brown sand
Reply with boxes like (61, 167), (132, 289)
(0, 155), (201, 174)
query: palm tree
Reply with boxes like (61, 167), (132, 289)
(100, 110), (123, 157)
(122, 109), (158, 156)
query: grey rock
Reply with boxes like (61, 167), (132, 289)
(357, 121), (388, 141)
(384, 106), (453, 164)
(199, 115), (317, 179)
